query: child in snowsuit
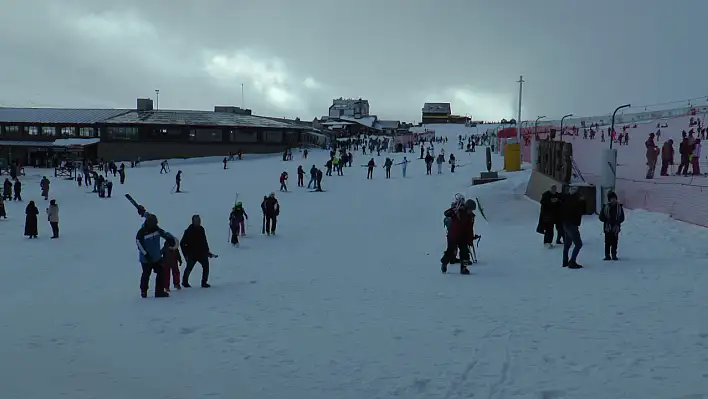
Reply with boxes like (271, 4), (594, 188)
(441, 197), (477, 274)
(161, 237), (183, 292)
(279, 172), (288, 191)
(598, 191), (625, 261)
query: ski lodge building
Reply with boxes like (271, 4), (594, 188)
(0, 98), (319, 168)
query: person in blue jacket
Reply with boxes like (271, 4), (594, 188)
(136, 213), (175, 298)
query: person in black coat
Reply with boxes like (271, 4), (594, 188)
(260, 193), (280, 235)
(560, 187), (586, 269)
(599, 191), (625, 260)
(24, 201), (39, 238)
(180, 214), (215, 288)
(537, 185), (563, 247)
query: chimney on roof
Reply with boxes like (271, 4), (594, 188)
(214, 106), (252, 115)
(137, 98), (154, 111)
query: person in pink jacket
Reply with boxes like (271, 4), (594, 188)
(691, 139), (702, 175)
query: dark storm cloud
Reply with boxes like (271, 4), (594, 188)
(0, 0), (706, 122)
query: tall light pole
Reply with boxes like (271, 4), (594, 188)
(241, 83), (245, 108)
(155, 89), (160, 110)
(609, 104), (631, 149)
(560, 113), (573, 140)
(516, 76), (524, 145)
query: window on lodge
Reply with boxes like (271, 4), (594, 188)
(26, 126), (39, 136)
(79, 127), (95, 137)
(61, 127), (76, 137)
(3, 125), (19, 134)
(189, 129), (222, 142)
(41, 127), (56, 136)
(107, 126), (139, 140)
(157, 128), (183, 138)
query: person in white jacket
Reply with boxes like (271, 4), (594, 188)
(691, 139), (702, 175)
(46, 199), (59, 238)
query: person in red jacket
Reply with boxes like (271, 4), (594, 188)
(441, 197), (477, 274)
(279, 171), (288, 191)
(162, 237), (183, 291)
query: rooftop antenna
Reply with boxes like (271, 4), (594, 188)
(155, 89), (160, 110)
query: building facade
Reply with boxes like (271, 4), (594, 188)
(328, 98), (370, 119)
(0, 99), (307, 167)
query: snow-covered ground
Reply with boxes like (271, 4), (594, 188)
(1, 125), (707, 399)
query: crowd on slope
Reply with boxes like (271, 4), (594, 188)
(537, 185), (625, 268)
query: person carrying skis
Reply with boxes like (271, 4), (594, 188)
(441, 196), (477, 274)
(599, 191), (624, 261)
(396, 157), (409, 178)
(261, 193), (280, 235)
(229, 202), (249, 243)
(297, 165), (305, 187)
(136, 213), (175, 298)
(279, 171), (289, 191)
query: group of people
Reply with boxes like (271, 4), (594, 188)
(538, 185), (625, 268)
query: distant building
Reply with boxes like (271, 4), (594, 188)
(0, 98), (311, 167)
(376, 120), (401, 136)
(329, 98), (370, 118)
(421, 102), (471, 124)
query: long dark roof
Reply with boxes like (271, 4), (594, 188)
(0, 108), (131, 124)
(103, 110), (303, 129)
(0, 107), (304, 129)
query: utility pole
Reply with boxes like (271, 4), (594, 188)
(241, 83), (244, 108)
(155, 89), (160, 110)
(516, 75), (524, 162)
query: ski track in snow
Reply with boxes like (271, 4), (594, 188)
(1, 124), (708, 399)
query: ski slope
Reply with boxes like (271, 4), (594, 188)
(1, 127), (707, 399)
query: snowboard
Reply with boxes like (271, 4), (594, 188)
(309, 190), (327, 192)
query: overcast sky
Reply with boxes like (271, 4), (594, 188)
(0, 0), (706, 122)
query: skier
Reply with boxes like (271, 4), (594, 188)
(599, 191), (624, 261)
(325, 158), (333, 176)
(0, 196), (5, 219)
(160, 160), (169, 174)
(645, 133), (659, 179)
(223, 157), (228, 169)
(46, 199), (59, 239)
(279, 171), (289, 191)
(366, 158), (376, 179)
(40, 176), (50, 200)
(449, 153), (456, 173)
(77, 173), (83, 187)
(261, 193), (280, 235)
(297, 165), (305, 187)
(180, 214), (216, 288)
(161, 236), (182, 292)
(24, 201), (39, 238)
(441, 196), (477, 274)
(136, 213), (175, 298)
(383, 158), (393, 179)
(106, 180), (113, 198)
(175, 170), (182, 193)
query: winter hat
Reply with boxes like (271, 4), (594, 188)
(607, 191), (618, 201)
(234, 201), (242, 207)
(50, 199), (56, 205)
